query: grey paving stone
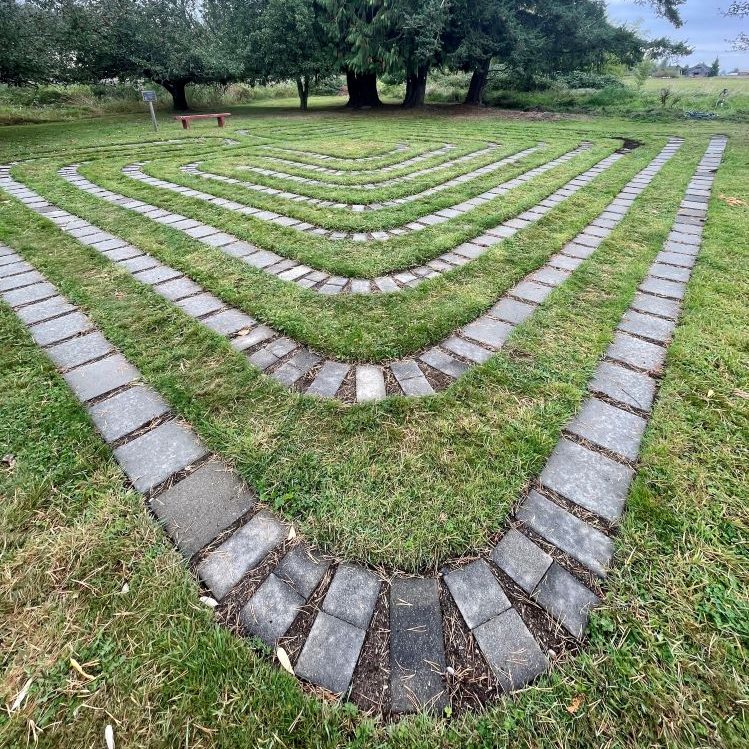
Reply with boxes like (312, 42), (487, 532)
(491, 528), (552, 594)
(102, 245), (143, 262)
(390, 578), (448, 713)
(531, 266), (570, 287)
(656, 251), (695, 269)
(533, 563), (600, 639)
(240, 573), (304, 645)
(203, 309), (256, 336)
(539, 438), (634, 522)
(0, 260), (33, 278)
(200, 232), (236, 247)
(442, 336), (493, 364)
(650, 263), (690, 283)
(151, 461), (255, 557)
(118, 255), (160, 274)
(133, 265), (182, 286)
(305, 361), (349, 397)
(462, 316), (513, 349)
(420, 348), (470, 378)
(272, 349), (321, 386)
(472, 608), (548, 692)
(0, 270), (44, 292)
(175, 292), (225, 318)
(589, 361), (656, 412)
(294, 611), (366, 694)
(46, 331), (113, 370)
(631, 292), (680, 320)
(197, 510), (286, 600)
(567, 397), (647, 461)
(490, 297), (536, 324)
(639, 276), (686, 301)
(445, 560), (511, 630)
(3, 282), (58, 307)
(356, 365), (386, 403)
(512, 281), (553, 304)
(30, 311), (92, 347)
(322, 563), (380, 629)
(114, 419), (207, 493)
(275, 545), (330, 599)
(517, 491), (614, 577)
(88, 384), (170, 443)
(64, 353), (139, 402)
(153, 276), (203, 302)
(618, 310), (676, 344)
(607, 332), (666, 373)
(16, 296), (75, 325)
(223, 240), (256, 257)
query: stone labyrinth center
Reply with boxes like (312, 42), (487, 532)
(0, 118), (729, 717)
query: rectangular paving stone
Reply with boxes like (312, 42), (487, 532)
(16, 296), (75, 325)
(88, 384), (170, 443)
(518, 491), (614, 578)
(30, 311), (92, 347)
(390, 578), (448, 713)
(462, 316), (513, 349)
(472, 608), (548, 692)
(490, 297), (536, 325)
(133, 265), (182, 286)
(275, 545), (330, 599)
(0, 270), (44, 292)
(151, 461), (255, 557)
(631, 292), (680, 320)
(639, 276), (686, 301)
(3, 282), (58, 307)
(618, 310), (676, 344)
(240, 573), (304, 645)
(153, 276), (203, 302)
(533, 563), (599, 639)
(420, 348), (470, 379)
(200, 232), (237, 248)
(607, 332), (666, 374)
(445, 560), (510, 630)
(175, 292), (225, 318)
(650, 263), (690, 283)
(0, 260), (33, 278)
(567, 397), (647, 462)
(491, 528), (552, 594)
(305, 361), (349, 397)
(118, 255), (160, 274)
(197, 510), (286, 600)
(294, 611), (366, 694)
(322, 563), (380, 629)
(46, 331), (113, 370)
(356, 365), (386, 403)
(512, 281), (553, 304)
(589, 361), (656, 412)
(272, 349), (321, 387)
(442, 336), (493, 364)
(114, 418), (207, 493)
(539, 438), (634, 522)
(102, 245), (143, 262)
(64, 353), (139, 402)
(203, 309), (256, 336)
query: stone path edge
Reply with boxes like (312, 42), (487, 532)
(0, 135), (727, 718)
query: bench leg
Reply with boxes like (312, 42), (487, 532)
(181, 119), (189, 129)
(217, 117), (224, 127)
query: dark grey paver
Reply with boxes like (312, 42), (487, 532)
(30, 311), (92, 346)
(390, 578), (448, 713)
(322, 563), (380, 629)
(589, 361), (656, 412)
(275, 545), (330, 598)
(533, 563), (599, 639)
(619, 309), (676, 343)
(305, 361), (349, 397)
(16, 296), (75, 325)
(151, 461), (255, 557)
(88, 384), (170, 443)
(517, 491), (614, 577)
(64, 353), (139, 402)
(631, 291), (680, 320)
(420, 348), (470, 378)
(472, 608), (548, 692)
(113, 419), (208, 494)
(442, 336), (493, 364)
(489, 297), (536, 325)
(154, 276), (203, 302)
(197, 510), (286, 600)
(567, 397), (647, 461)
(3, 282), (58, 307)
(175, 292), (225, 318)
(133, 265), (182, 286)
(639, 276), (685, 301)
(444, 560), (511, 630)
(0, 270), (44, 292)
(607, 332), (666, 374)
(491, 528), (552, 594)
(240, 573), (305, 645)
(272, 349), (320, 386)
(202, 309), (256, 336)
(462, 317), (512, 348)
(46, 331), (113, 370)
(512, 281), (553, 304)
(539, 438), (634, 523)
(294, 611), (366, 694)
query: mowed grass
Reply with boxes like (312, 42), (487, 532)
(0, 108), (747, 747)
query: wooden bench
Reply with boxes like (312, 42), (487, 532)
(174, 113), (231, 129)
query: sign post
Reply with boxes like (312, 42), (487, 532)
(142, 90), (158, 131)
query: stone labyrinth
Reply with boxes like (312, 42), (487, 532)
(0, 120), (727, 716)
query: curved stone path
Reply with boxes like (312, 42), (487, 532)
(259, 141), (410, 164)
(3, 138), (678, 405)
(125, 142), (546, 226)
(180, 143), (509, 207)
(0, 135), (727, 715)
(60, 143), (613, 297)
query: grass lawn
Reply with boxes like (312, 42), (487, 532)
(0, 105), (747, 747)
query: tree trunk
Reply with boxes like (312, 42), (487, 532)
(465, 59), (490, 105)
(296, 76), (309, 111)
(345, 70), (381, 108)
(402, 66), (428, 108)
(162, 80), (189, 111)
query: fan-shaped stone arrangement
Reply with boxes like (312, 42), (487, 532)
(0, 134), (727, 716)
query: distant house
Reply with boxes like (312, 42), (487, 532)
(683, 63), (711, 77)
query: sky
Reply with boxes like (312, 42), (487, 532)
(605, 0), (749, 71)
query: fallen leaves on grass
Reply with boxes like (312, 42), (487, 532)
(277, 647), (294, 675)
(566, 694), (585, 714)
(8, 677), (33, 713)
(719, 194), (748, 207)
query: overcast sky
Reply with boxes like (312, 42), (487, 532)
(606, 0), (749, 70)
